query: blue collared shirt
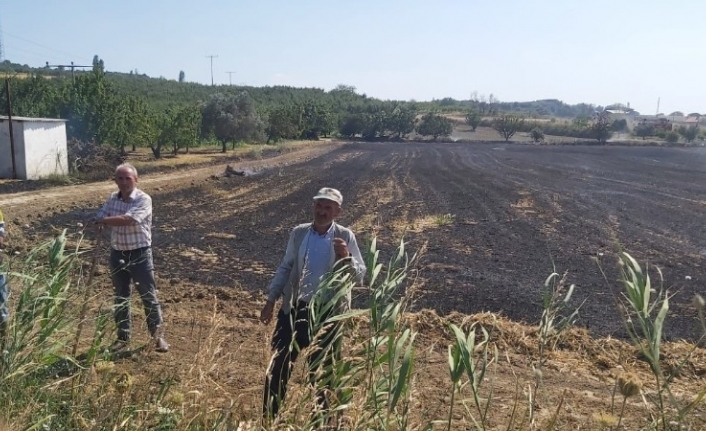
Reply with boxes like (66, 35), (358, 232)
(298, 224), (335, 302)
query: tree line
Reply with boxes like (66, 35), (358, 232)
(2, 62), (459, 156)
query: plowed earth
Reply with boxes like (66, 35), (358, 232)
(3, 141), (706, 429)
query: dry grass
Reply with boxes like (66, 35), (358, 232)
(129, 140), (326, 173)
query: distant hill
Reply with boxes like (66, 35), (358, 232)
(1, 60), (599, 118)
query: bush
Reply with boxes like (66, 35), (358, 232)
(530, 127), (545, 143)
(67, 139), (127, 181)
(665, 131), (680, 144)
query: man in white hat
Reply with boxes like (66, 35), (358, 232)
(260, 187), (366, 419)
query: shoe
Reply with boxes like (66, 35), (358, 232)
(155, 337), (169, 353)
(109, 340), (129, 352)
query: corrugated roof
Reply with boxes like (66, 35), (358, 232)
(0, 115), (67, 122)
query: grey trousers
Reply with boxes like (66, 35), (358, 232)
(109, 247), (163, 342)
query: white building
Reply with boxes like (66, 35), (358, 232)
(0, 116), (68, 180)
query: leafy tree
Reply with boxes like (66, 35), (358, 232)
(665, 131), (680, 144)
(416, 112), (452, 140)
(179, 71), (185, 83)
(339, 113), (366, 138)
(171, 104), (201, 154)
(610, 118), (628, 132)
(464, 110), (481, 131)
(687, 113), (701, 118)
(361, 110), (388, 140)
(492, 114), (524, 141)
(677, 125), (699, 143)
(668, 111), (684, 117)
(590, 113), (613, 144)
(201, 92), (265, 152)
(387, 105), (417, 139)
(530, 127), (544, 143)
(299, 101), (335, 139)
(634, 123), (655, 140)
(572, 116), (590, 129)
(265, 105), (300, 143)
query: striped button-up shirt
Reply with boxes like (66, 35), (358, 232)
(0, 208), (5, 240)
(96, 189), (153, 251)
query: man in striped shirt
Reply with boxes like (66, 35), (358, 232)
(94, 163), (168, 353)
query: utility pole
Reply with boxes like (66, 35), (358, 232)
(206, 55), (218, 86)
(45, 61), (92, 84)
(5, 79), (16, 179)
(225, 71), (236, 86)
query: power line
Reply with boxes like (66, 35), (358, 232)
(206, 55), (218, 86)
(3, 31), (90, 62)
(45, 61), (92, 84)
(226, 71), (236, 86)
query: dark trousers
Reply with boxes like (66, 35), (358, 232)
(263, 301), (341, 419)
(109, 247), (163, 342)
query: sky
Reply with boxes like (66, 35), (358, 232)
(3, 0), (706, 115)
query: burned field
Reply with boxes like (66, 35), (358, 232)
(5, 141), (706, 426)
(14, 141), (705, 341)
(5, 141), (706, 342)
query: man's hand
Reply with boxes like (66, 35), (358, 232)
(333, 238), (350, 260)
(260, 300), (275, 325)
(93, 221), (104, 234)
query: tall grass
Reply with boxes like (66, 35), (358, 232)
(607, 252), (706, 430)
(2, 233), (706, 430)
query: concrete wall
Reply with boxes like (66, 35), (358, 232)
(0, 120), (26, 179)
(0, 120), (67, 180)
(22, 122), (68, 180)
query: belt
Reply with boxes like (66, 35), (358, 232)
(113, 246), (150, 256)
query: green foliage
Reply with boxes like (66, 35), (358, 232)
(634, 123), (655, 140)
(416, 112), (452, 140)
(610, 118), (628, 132)
(537, 272), (582, 368)
(465, 110), (481, 131)
(447, 323), (496, 430)
(339, 113), (366, 138)
(677, 125), (699, 143)
(299, 101), (336, 139)
(265, 105), (300, 143)
(200, 92), (265, 152)
(492, 114), (525, 141)
(387, 105), (417, 139)
(665, 131), (680, 144)
(590, 113), (613, 144)
(428, 95), (597, 118)
(170, 104), (201, 154)
(530, 127), (545, 143)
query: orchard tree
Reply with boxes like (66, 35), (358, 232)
(530, 127), (544, 143)
(201, 92), (265, 152)
(492, 114), (524, 141)
(465, 110), (481, 131)
(634, 123), (655, 140)
(590, 112), (613, 144)
(171, 104), (201, 154)
(416, 112), (452, 140)
(338, 113), (365, 138)
(265, 105), (300, 143)
(678, 125), (699, 143)
(387, 105), (417, 139)
(665, 131), (680, 144)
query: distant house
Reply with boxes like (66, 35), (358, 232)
(685, 116), (700, 125)
(636, 116), (673, 131)
(0, 116), (68, 180)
